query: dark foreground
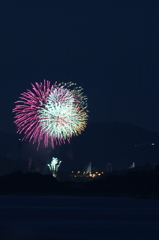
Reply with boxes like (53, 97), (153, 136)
(1, 169), (159, 198)
(0, 195), (159, 240)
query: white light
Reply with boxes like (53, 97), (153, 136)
(47, 157), (62, 178)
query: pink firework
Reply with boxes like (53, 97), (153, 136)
(13, 80), (58, 148)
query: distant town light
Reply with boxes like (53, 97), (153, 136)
(151, 143), (155, 145)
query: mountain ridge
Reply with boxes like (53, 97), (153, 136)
(0, 122), (159, 173)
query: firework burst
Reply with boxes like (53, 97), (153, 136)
(39, 86), (88, 140)
(13, 80), (88, 149)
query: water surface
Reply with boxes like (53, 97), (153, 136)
(0, 195), (159, 240)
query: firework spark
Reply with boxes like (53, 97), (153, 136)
(13, 80), (56, 148)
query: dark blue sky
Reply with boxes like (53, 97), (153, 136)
(1, 0), (159, 133)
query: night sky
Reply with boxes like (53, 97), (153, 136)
(1, 0), (159, 134)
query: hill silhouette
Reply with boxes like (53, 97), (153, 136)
(69, 122), (159, 170)
(0, 122), (159, 174)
